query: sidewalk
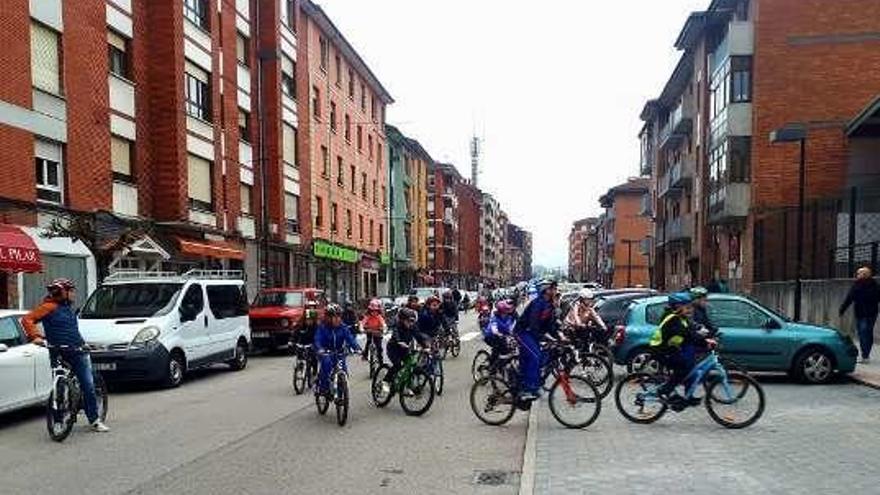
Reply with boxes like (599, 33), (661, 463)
(851, 359), (880, 389)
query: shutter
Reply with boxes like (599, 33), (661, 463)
(282, 123), (296, 165)
(107, 31), (127, 52)
(187, 154), (213, 204)
(281, 55), (294, 76)
(110, 136), (132, 175)
(284, 193), (298, 219)
(185, 61), (209, 83)
(31, 23), (60, 94)
(240, 183), (252, 214)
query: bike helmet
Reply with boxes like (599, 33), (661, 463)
(368, 298), (382, 311)
(689, 286), (709, 299)
(442, 290), (453, 299)
(578, 288), (596, 301)
(668, 292), (693, 307)
(495, 300), (514, 315)
(325, 303), (343, 318)
(425, 294), (441, 305)
(536, 278), (558, 294)
(46, 278), (76, 292)
(398, 307), (418, 323)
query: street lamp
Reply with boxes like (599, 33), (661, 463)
(770, 124), (808, 321)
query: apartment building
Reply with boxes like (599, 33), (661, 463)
(568, 217), (599, 283)
(640, 0), (880, 292)
(298, 0), (393, 301)
(504, 223), (533, 285)
(597, 179), (651, 288)
(456, 180), (482, 290)
(427, 163), (462, 286)
(481, 192), (505, 287)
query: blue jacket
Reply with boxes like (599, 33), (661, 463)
(483, 313), (516, 338)
(517, 297), (559, 339)
(314, 323), (359, 354)
(22, 299), (84, 347)
(417, 308), (444, 338)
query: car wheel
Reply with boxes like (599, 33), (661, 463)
(164, 351), (185, 388)
(228, 340), (248, 371)
(794, 347), (834, 384)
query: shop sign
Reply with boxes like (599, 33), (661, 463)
(313, 240), (358, 263)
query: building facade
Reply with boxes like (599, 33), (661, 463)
(456, 180), (482, 289)
(597, 179), (651, 288)
(504, 223), (532, 285)
(480, 193), (505, 287)
(427, 163), (462, 286)
(568, 217), (599, 283)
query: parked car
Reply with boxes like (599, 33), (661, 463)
(78, 270), (251, 388)
(249, 288), (327, 350)
(560, 288), (656, 318)
(612, 294), (858, 384)
(0, 311), (51, 414)
(593, 292), (657, 330)
(409, 287), (442, 305)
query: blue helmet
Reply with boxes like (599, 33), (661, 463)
(668, 292), (693, 307)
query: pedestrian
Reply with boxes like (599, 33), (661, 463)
(839, 266), (879, 363)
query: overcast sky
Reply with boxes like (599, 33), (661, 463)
(316, 0), (708, 268)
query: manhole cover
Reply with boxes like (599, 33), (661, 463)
(473, 470), (520, 486)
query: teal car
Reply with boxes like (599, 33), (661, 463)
(611, 294), (858, 384)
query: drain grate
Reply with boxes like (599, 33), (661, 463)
(473, 470), (521, 486)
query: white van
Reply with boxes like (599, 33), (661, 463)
(77, 270), (250, 388)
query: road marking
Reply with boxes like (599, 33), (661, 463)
(460, 331), (481, 342)
(519, 403), (539, 495)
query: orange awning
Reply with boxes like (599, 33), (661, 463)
(177, 237), (245, 261)
(0, 224), (42, 273)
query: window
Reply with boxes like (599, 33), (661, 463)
(235, 32), (249, 66)
(185, 63), (211, 121)
(330, 101), (337, 132)
(377, 144), (382, 167)
(207, 285), (248, 319)
(240, 183), (253, 215)
(360, 82), (366, 111)
(187, 154), (213, 210)
(348, 69), (355, 100)
(282, 123), (297, 165)
(319, 36), (328, 71)
(372, 179), (377, 206)
(357, 125), (363, 151)
(368, 134), (373, 160)
(108, 31), (129, 78)
(285, 192), (299, 233)
(371, 97), (377, 122)
(181, 284), (205, 319)
(321, 145), (329, 177)
(35, 139), (63, 204)
(345, 209), (352, 237)
(31, 23), (60, 94)
(312, 85), (321, 120)
(334, 54), (341, 87)
(284, 0), (296, 30)
(369, 219), (374, 244)
(336, 156), (344, 186)
(350, 165), (356, 192)
(184, 0), (209, 30)
(0, 317), (25, 348)
(358, 214), (364, 240)
(731, 57), (752, 103)
(110, 135), (133, 182)
(330, 202), (338, 233)
(379, 223), (384, 247)
(281, 56), (296, 99)
(344, 114), (351, 142)
(238, 108), (251, 142)
(361, 172), (367, 199)
(708, 300), (771, 328)
(381, 185), (386, 210)
(315, 196), (324, 228)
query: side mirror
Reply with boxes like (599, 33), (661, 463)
(763, 318), (781, 330)
(0, 343), (8, 352)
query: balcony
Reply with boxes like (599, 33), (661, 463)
(709, 182), (750, 224)
(659, 215), (694, 246)
(639, 238), (652, 255)
(710, 102), (752, 147)
(659, 157), (695, 198)
(658, 98), (694, 151)
(639, 193), (653, 217)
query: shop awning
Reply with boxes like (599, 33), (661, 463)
(177, 237), (245, 260)
(0, 224), (43, 273)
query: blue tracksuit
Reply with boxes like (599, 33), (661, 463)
(516, 297), (559, 394)
(483, 312), (516, 364)
(314, 322), (360, 393)
(417, 308), (444, 345)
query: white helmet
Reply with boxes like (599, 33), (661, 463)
(578, 289), (596, 301)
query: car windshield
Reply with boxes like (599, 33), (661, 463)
(80, 283), (183, 319)
(413, 288), (436, 299)
(253, 292), (304, 307)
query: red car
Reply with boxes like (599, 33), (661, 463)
(249, 288), (327, 351)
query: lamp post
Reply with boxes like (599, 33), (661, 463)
(770, 124), (808, 321)
(621, 239), (640, 287)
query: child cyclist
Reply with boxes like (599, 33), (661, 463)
(314, 304), (361, 396)
(482, 300), (517, 372)
(360, 299), (388, 364)
(382, 307), (420, 392)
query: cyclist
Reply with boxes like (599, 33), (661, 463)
(476, 295), (492, 331)
(563, 289), (607, 343)
(21, 278), (110, 433)
(405, 295), (422, 312)
(382, 307), (420, 390)
(294, 301), (320, 370)
(482, 300), (517, 371)
(360, 298), (388, 364)
(515, 278), (561, 401)
(342, 300), (358, 328)
(441, 290), (459, 327)
(689, 286), (718, 337)
(649, 292), (711, 408)
(417, 295), (444, 348)
(314, 304), (361, 396)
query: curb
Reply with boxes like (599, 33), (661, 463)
(849, 375), (880, 391)
(518, 403), (539, 495)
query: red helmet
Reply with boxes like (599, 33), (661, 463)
(495, 300), (514, 315)
(425, 294), (441, 305)
(368, 299), (382, 311)
(47, 278), (76, 292)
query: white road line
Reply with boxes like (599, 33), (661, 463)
(460, 331), (481, 342)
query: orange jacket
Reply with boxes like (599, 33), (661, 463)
(359, 313), (387, 335)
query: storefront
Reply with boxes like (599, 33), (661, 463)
(313, 240), (358, 304)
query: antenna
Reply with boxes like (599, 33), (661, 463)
(470, 136), (481, 187)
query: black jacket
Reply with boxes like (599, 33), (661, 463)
(840, 278), (880, 319)
(691, 305), (718, 336)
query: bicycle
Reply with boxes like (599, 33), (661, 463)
(292, 344), (317, 395)
(540, 339), (613, 400)
(364, 333), (383, 379)
(315, 349), (352, 427)
(471, 336), (518, 382)
(615, 342), (765, 429)
(418, 341), (445, 396)
(371, 346), (436, 416)
(470, 337), (601, 429)
(45, 344), (109, 442)
(442, 321), (461, 358)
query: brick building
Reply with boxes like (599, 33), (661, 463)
(456, 180), (482, 289)
(597, 179), (651, 288)
(504, 223), (533, 285)
(427, 163), (462, 286)
(639, 0), (880, 292)
(568, 217), (599, 283)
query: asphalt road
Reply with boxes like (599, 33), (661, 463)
(0, 312), (526, 495)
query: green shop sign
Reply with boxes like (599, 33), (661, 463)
(380, 252), (391, 265)
(313, 240), (359, 263)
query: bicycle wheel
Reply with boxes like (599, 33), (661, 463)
(577, 352), (614, 399)
(368, 341), (381, 379)
(46, 378), (75, 442)
(335, 373), (349, 427)
(307, 361), (316, 390)
(93, 372), (109, 422)
(371, 365), (395, 407)
(400, 369), (435, 417)
(293, 360), (306, 395)
(433, 359), (445, 396)
(315, 391), (330, 415)
(615, 373), (668, 424)
(705, 372), (765, 429)
(450, 337), (461, 358)
(548, 375), (601, 429)
(589, 343), (614, 367)
(470, 376), (516, 426)
(472, 350), (491, 382)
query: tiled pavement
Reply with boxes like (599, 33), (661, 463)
(851, 360), (880, 389)
(530, 378), (880, 495)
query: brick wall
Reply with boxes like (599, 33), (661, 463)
(612, 192), (651, 287)
(456, 181), (481, 278)
(0, 0), (34, 207)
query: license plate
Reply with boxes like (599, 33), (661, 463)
(93, 362), (117, 371)
(252, 332), (270, 338)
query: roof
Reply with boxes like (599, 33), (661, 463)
(674, 12), (708, 50)
(435, 162), (464, 181)
(657, 52), (694, 107)
(639, 100), (660, 121)
(599, 178), (650, 205)
(301, 1), (394, 104)
(846, 94), (880, 137)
